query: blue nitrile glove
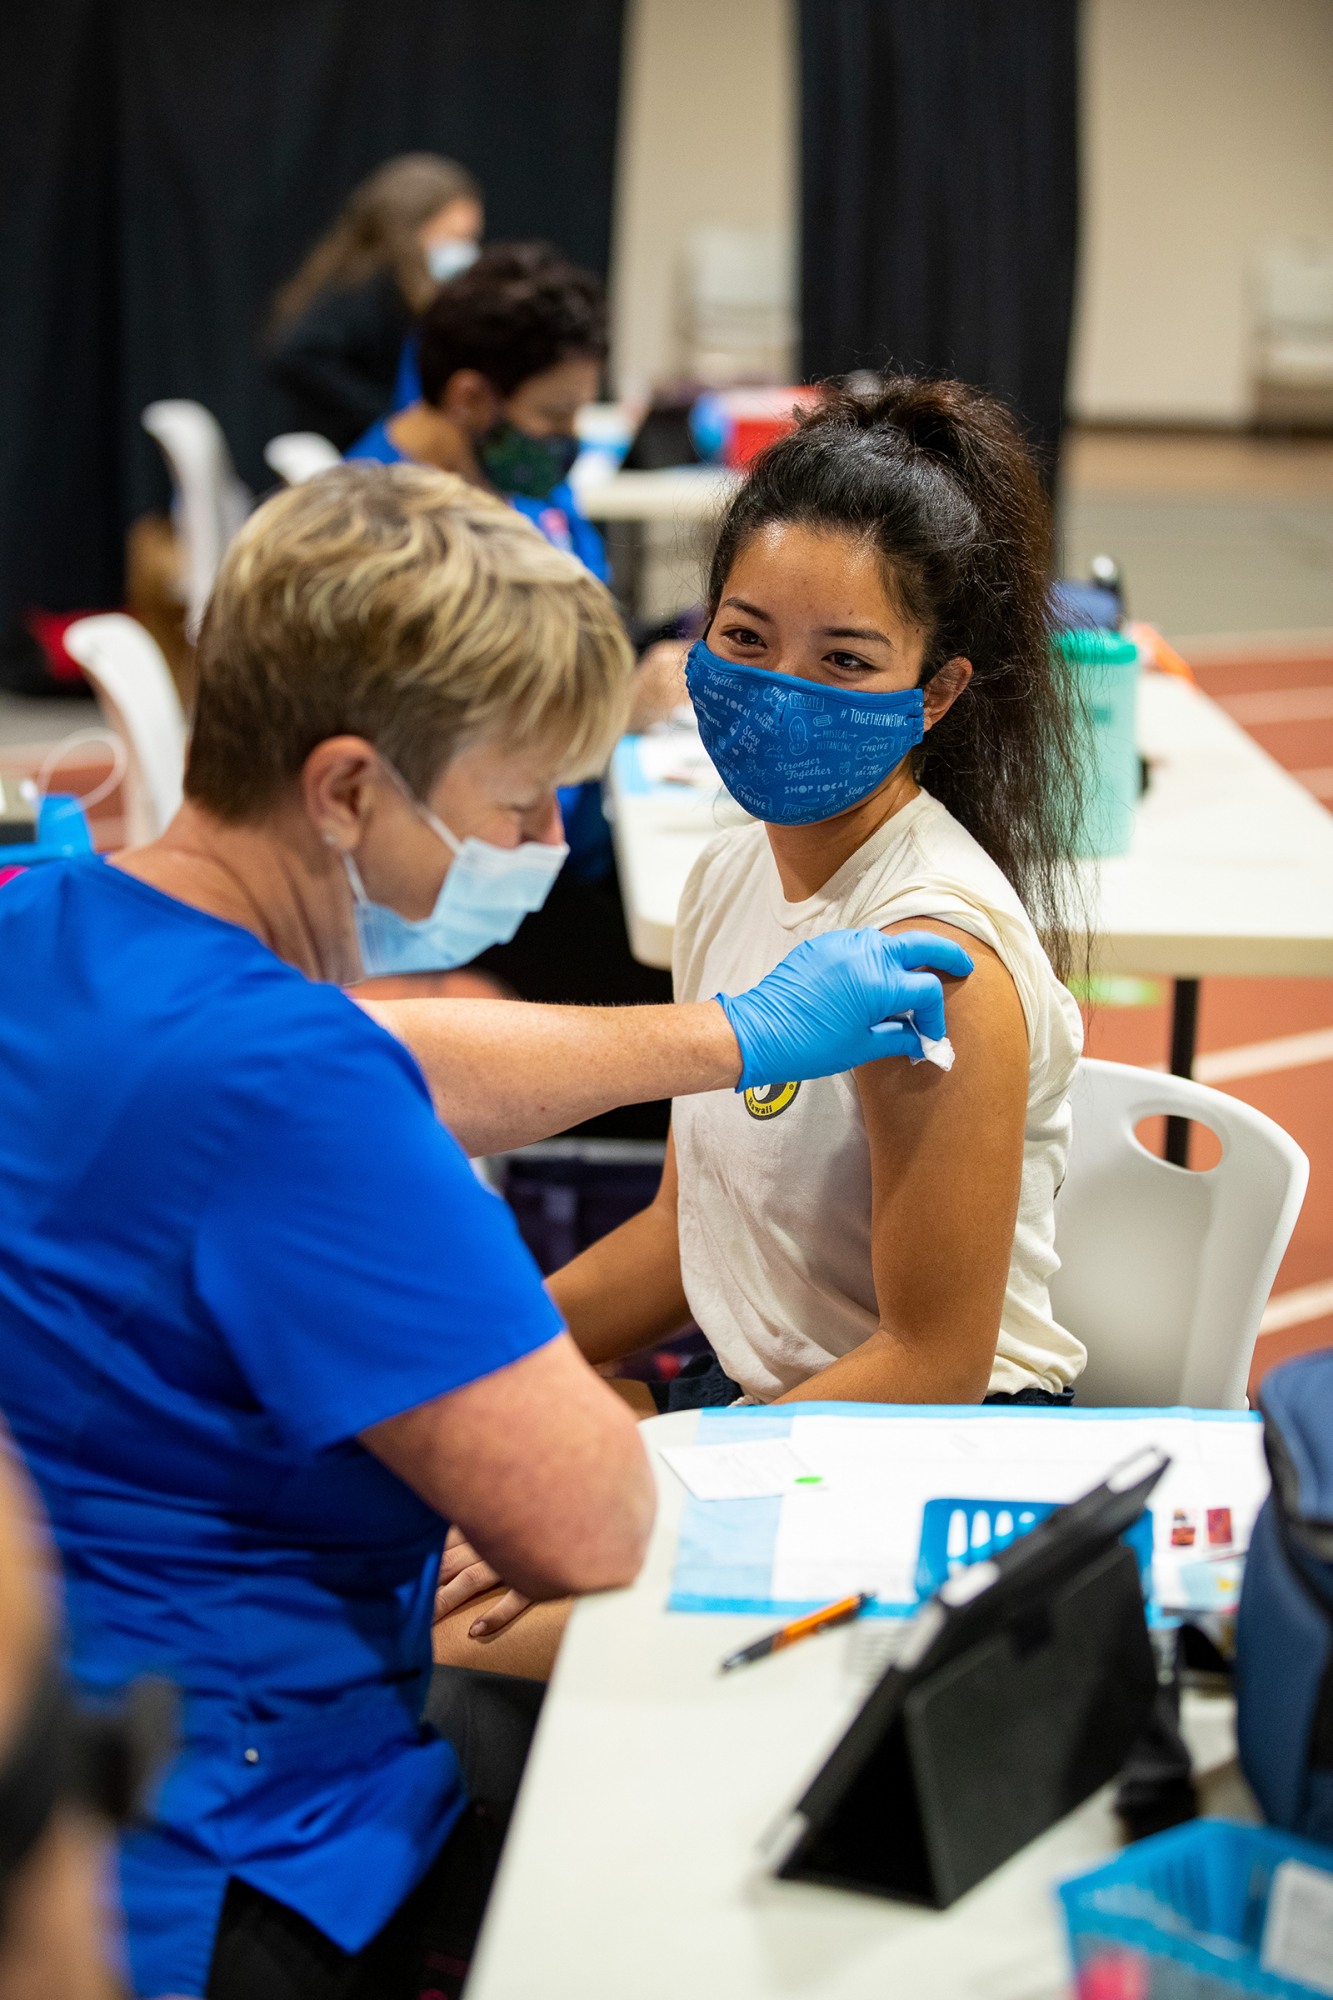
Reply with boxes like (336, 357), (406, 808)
(716, 928), (974, 1092)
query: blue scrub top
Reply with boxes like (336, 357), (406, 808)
(0, 860), (562, 1997)
(345, 417), (610, 585)
(391, 332), (421, 411)
(345, 417), (614, 882)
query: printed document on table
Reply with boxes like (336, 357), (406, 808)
(768, 1412), (1268, 1612)
(664, 1406), (1268, 1618)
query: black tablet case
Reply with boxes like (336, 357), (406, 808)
(775, 1539), (1157, 1908)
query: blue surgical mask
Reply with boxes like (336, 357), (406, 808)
(425, 239), (480, 285)
(685, 640), (925, 826)
(339, 777), (568, 978)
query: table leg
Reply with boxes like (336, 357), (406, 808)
(605, 519), (646, 620)
(1165, 978), (1200, 1166)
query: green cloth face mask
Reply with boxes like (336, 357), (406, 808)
(479, 420), (580, 500)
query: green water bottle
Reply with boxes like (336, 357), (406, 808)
(1056, 628), (1142, 858)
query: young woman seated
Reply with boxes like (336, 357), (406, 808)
(432, 373), (1088, 1673)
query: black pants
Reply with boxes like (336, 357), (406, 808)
(206, 1803), (502, 2000)
(655, 1349), (1077, 1412)
(207, 1669), (544, 2000)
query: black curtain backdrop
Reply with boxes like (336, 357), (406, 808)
(799, 0), (1079, 472)
(0, 0), (625, 623)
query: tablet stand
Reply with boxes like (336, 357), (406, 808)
(776, 1541), (1158, 1908)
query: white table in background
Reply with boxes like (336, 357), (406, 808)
(574, 464), (739, 525)
(607, 670), (1333, 1116)
(467, 1411), (1248, 2000)
(574, 466), (738, 619)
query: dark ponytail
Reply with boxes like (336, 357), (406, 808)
(706, 375), (1085, 981)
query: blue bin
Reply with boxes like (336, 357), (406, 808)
(1058, 627), (1142, 858)
(1059, 1819), (1333, 1998)
(915, 1496), (1155, 1609)
(0, 793), (93, 869)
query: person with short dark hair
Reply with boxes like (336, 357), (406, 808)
(346, 242), (609, 579)
(267, 154), (484, 450)
(347, 243), (679, 968)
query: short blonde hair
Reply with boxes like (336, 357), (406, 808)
(186, 462), (633, 820)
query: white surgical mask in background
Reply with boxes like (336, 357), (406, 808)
(425, 239), (480, 285)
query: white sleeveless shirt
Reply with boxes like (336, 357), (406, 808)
(671, 789), (1086, 1401)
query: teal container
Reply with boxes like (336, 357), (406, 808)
(1057, 628), (1142, 858)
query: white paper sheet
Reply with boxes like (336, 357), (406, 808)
(636, 732), (720, 790)
(1263, 1858), (1333, 1995)
(660, 1438), (820, 1501)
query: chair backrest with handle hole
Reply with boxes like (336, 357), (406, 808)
(141, 401), (252, 639)
(263, 433), (343, 486)
(1049, 1058), (1308, 1408)
(63, 616), (187, 846)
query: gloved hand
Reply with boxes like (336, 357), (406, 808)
(716, 928), (974, 1092)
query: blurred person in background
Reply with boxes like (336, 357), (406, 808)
(347, 243), (608, 579)
(267, 154), (483, 450)
(0, 1435), (118, 2000)
(347, 243), (684, 931)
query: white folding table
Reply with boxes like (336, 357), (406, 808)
(467, 1410), (1251, 2000)
(575, 466), (740, 524)
(574, 466), (739, 618)
(606, 671), (1333, 1160)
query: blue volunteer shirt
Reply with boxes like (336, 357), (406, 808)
(0, 860), (562, 1998)
(344, 417), (610, 584)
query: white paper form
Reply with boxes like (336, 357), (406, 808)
(766, 1412), (1268, 1614)
(659, 1438), (817, 1501)
(635, 731), (720, 790)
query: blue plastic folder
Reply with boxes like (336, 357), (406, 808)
(665, 1402), (1263, 1621)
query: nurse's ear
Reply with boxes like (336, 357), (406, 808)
(436, 367), (503, 436)
(302, 737), (383, 855)
(921, 657), (972, 730)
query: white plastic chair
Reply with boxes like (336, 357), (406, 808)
(263, 432), (342, 486)
(63, 616), (187, 846)
(1049, 1058), (1309, 1409)
(141, 401), (252, 639)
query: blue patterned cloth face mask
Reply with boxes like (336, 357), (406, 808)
(685, 640), (926, 826)
(339, 773), (568, 977)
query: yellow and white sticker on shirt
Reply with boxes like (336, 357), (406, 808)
(743, 1081), (801, 1120)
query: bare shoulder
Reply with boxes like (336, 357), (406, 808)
(855, 915), (1028, 1127)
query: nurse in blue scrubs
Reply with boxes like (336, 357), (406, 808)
(0, 464), (968, 2000)
(347, 241), (631, 887)
(347, 240), (608, 579)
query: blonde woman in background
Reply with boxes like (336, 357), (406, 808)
(267, 154), (484, 449)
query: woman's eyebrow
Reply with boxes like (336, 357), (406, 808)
(720, 596), (772, 621)
(823, 624), (894, 646)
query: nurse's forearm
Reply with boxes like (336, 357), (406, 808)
(361, 997), (740, 1155)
